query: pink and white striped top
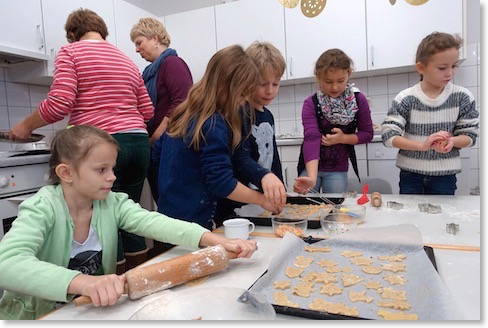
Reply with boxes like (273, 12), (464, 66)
(38, 40), (154, 134)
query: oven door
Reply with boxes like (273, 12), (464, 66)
(0, 193), (37, 240)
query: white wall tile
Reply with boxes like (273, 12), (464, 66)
(7, 106), (31, 127)
(293, 83), (312, 101)
(5, 83), (30, 107)
(369, 95), (389, 114)
(351, 77), (368, 95)
(278, 103), (296, 120)
(367, 76), (388, 96)
(0, 106), (8, 129)
(387, 73), (409, 94)
(454, 65), (478, 88)
(29, 85), (49, 108)
(0, 82), (6, 106)
(462, 43), (479, 66)
(277, 85), (295, 104)
(0, 68), (5, 82)
(408, 72), (421, 85)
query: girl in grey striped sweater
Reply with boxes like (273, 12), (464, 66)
(381, 32), (479, 195)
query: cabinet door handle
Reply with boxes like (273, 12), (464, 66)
(37, 24), (45, 51)
(289, 56), (293, 77)
(370, 45), (374, 67)
(284, 166), (289, 187)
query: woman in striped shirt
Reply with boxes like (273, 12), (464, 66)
(9, 8), (154, 272)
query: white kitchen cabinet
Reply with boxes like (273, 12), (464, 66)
(279, 144), (301, 191)
(215, 0), (287, 77)
(0, 0), (45, 57)
(284, 0), (367, 80)
(366, 0), (464, 72)
(114, 0), (158, 73)
(8, 0), (117, 85)
(164, 6), (217, 83)
(366, 142), (400, 194)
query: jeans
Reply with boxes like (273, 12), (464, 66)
(300, 170), (348, 193)
(399, 170), (457, 195)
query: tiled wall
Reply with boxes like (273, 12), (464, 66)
(0, 68), (68, 153)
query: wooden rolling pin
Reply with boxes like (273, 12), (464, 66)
(371, 192), (382, 207)
(74, 245), (236, 306)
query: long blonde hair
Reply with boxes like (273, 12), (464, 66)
(168, 45), (259, 151)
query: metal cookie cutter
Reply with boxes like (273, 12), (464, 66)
(387, 201), (404, 210)
(343, 191), (357, 198)
(446, 223), (460, 235)
(418, 203), (442, 214)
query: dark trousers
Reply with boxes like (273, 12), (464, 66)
(112, 133), (151, 263)
(399, 170), (457, 195)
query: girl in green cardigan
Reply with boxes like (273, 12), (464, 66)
(0, 125), (257, 320)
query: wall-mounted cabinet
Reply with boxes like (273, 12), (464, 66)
(366, 0), (464, 72)
(0, 0), (45, 57)
(215, 0), (286, 76)
(7, 0), (117, 85)
(284, 0), (367, 80)
(6, 0), (156, 85)
(163, 6), (217, 83)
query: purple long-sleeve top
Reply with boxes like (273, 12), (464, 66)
(301, 92), (373, 172)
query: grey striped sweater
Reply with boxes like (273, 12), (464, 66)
(381, 82), (479, 176)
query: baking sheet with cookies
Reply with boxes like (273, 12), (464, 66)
(248, 224), (463, 320)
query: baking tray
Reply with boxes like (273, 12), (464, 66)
(232, 196), (345, 229)
(249, 238), (438, 320)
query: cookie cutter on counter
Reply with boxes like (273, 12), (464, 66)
(342, 191), (357, 198)
(387, 201), (404, 210)
(446, 223), (460, 235)
(418, 203), (442, 214)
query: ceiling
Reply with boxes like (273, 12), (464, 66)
(123, 0), (235, 16)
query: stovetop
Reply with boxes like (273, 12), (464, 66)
(0, 150), (50, 168)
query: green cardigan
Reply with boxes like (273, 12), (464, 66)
(0, 184), (208, 320)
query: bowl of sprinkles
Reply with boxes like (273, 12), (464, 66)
(272, 217), (307, 238)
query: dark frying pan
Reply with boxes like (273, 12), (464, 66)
(0, 131), (45, 143)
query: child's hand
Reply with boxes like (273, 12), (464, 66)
(421, 131), (451, 151)
(261, 197), (283, 215)
(293, 176), (315, 194)
(221, 238), (258, 258)
(261, 173), (287, 207)
(69, 273), (127, 307)
(321, 128), (344, 146)
(432, 138), (453, 153)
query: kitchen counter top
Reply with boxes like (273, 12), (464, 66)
(275, 136), (303, 146)
(275, 134), (382, 146)
(41, 194), (480, 320)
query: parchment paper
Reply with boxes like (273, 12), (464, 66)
(249, 224), (464, 320)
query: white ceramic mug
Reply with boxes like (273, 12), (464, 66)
(223, 218), (255, 240)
